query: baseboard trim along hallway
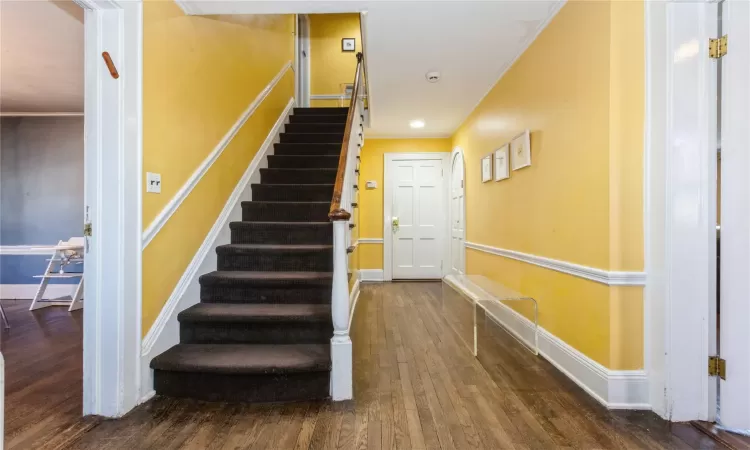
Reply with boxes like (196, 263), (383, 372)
(444, 274), (650, 410)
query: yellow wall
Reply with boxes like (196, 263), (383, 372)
(309, 13), (361, 107)
(142, 3), (294, 333)
(452, 1), (644, 370)
(358, 138), (452, 269)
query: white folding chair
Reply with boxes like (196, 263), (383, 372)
(30, 237), (84, 312)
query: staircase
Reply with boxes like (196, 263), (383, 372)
(150, 107), (349, 403)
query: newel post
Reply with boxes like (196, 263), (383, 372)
(330, 210), (352, 400)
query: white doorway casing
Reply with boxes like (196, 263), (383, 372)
(450, 147), (466, 276)
(76, 0), (142, 417)
(718, 0), (750, 431)
(645, 0), (718, 422)
(383, 153), (450, 281)
(295, 14), (311, 108)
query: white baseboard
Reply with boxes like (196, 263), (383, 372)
(139, 98), (294, 398)
(443, 275), (649, 410)
(0, 284), (77, 300)
(359, 269), (384, 282)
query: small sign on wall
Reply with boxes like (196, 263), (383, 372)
(342, 38), (356, 52)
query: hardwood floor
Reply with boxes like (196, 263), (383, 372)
(4, 283), (733, 449)
(1, 299), (98, 450)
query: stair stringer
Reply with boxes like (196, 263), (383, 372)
(138, 99), (294, 402)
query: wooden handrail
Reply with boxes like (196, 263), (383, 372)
(329, 52), (364, 221)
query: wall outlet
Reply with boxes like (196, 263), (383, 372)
(365, 180), (377, 189)
(146, 172), (161, 193)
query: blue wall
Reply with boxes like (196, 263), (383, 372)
(0, 117), (84, 285)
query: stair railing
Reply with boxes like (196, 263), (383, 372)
(329, 52), (364, 401)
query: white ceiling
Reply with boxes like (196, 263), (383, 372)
(0, 1), (84, 113)
(178, 0), (564, 137)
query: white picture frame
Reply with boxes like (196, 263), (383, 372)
(510, 130), (531, 171)
(494, 145), (510, 181)
(481, 154), (493, 183)
(341, 38), (356, 52)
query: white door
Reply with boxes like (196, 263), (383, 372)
(388, 156), (446, 279)
(718, 0), (750, 430)
(296, 14), (311, 107)
(450, 151), (465, 275)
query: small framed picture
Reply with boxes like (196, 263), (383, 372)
(341, 38), (356, 52)
(511, 130), (531, 171)
(481, 154), (493, 183)
(494, 145), (509, 181)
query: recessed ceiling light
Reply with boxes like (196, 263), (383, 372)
(410, 120), (425, 129)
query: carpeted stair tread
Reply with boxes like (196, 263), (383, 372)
(218, 244), (333, 251)
(231, 221), (331, 226)
(273, 143), (342, 155)
(280, 132), (344, 144)
(289, 114), (349, 124)
(251, 184), (333, 202)
(179, 303), (331, 323)
(259, 168), (337, 184)
(267, 155), (339, 169)
(200, 270), (332, 285)
(150, 344), (331, 374)
(285, 123), (346, 134)
(241, 201), (330, 222)
(293, 107), (348, 115)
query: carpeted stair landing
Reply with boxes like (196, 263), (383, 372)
(150, 107), (348, 403)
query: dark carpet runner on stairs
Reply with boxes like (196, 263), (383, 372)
(150, 107), (348, 403)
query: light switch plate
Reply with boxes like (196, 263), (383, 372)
(365, 180), (377, 189)
(146, 172), (161, 193)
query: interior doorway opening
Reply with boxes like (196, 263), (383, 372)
(0, 0), (87, 445)
(450, 147), (466, 276)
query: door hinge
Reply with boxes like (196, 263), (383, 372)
(708, 355), (726, 379)
(84, 223), (92, 237)
(709, 35), (728, 59)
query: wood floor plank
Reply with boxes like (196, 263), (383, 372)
(5, 283), (735, 450)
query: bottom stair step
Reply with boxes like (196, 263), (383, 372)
(151, 344), (330, 403)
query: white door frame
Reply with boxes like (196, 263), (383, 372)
(450, 147), (466, 276)
(645, 0), (718, 422)
(383, 152), (450, 281)
(76, 0), (142, 417)
(295, 14), (311, 108)
(717, 0), (750, 431)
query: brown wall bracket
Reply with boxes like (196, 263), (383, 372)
(102, 52), (119, 79)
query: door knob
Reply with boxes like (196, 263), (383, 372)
(392, 216), (399, 231)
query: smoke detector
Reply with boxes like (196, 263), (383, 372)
(425, 71), (441, 83)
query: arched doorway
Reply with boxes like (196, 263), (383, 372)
(450, 148), (466, 275)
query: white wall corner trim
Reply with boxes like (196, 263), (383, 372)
(142, 61), (293, 249)
(357, 237), (383, 244)
(443, 275), (649, 410)
(139, 100), (294, 398)
(465, 242), (646, 286)
(359, 269), (384, 282)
